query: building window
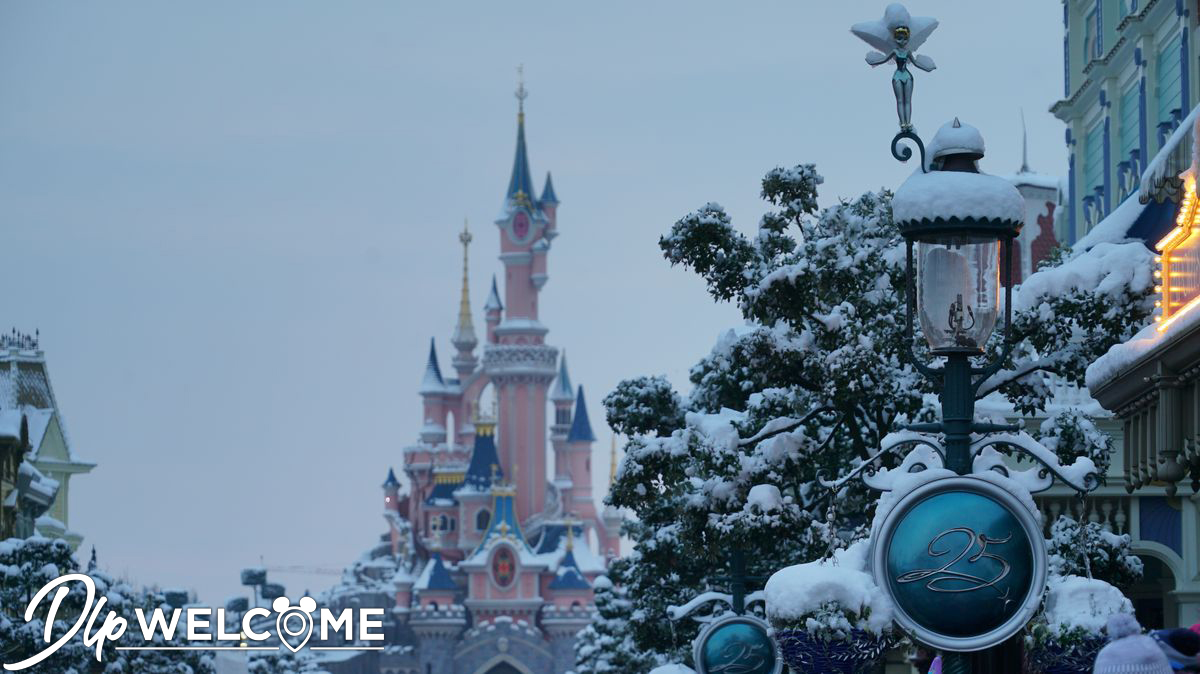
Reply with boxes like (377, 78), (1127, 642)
(1083, 9), (1100, 61)
(476, 509), (491, 531)
(1156, 37), (1183, 136)
(1084, 122), (1105, 201)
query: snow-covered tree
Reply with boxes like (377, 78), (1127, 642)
(248, 650), (330, 674)
(592, 163), (1153, 665)
(1046, 516), (1144, 590)
(572, 570), (656, 674)
(0, 537), (215, 674)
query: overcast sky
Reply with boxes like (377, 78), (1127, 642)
(0, 1), (1064, 602)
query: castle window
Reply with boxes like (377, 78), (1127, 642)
(477, 509), (491, 531)
(449, 518), (456, 532)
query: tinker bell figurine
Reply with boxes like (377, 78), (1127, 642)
(851, 4), (938, 131)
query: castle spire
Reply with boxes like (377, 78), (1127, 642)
(505, 66), (537, 207)
(567, 386), (596, 443)
(1019, 108), (1030, 174)
(484, 275), (503, 312)
(419, 338), (446, 394)
(451, 219), (478, 363)
(549, 351), (574, 402)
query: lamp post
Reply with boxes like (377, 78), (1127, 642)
(888, 117), (1027, 674)
(892, 118), (1025, 477)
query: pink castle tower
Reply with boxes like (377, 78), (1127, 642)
(352, 76), (619, 674)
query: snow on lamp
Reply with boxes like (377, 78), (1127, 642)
(892, 118), (1023, 355)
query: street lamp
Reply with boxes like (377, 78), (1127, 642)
(892, 118), (1025, 474)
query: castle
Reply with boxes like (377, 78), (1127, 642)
(320, 83), (620, 674)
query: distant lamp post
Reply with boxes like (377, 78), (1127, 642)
(892, 118), (1025, 475)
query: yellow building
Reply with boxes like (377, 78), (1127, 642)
(0, 331), (93, 547)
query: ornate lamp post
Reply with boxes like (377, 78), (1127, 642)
(848, 6), (1096, 673)
(891, 117), (1026, 476)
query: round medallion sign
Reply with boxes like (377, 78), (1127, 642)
(871, 476), (1046, 652)
(693, 615), (781, 674)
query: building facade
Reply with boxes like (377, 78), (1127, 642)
(320, 90), (619, 674)
(1054, 0), (1200, 243)
(0, 330), (89, 546)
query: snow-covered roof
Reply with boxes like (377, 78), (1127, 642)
(419, 338), (447, 395)
(484, 275), (504, 312)
(549, 352), (573, 402)
(1003, 170), (1062, 192)
(547, 549), (590, 590)
(415, 552), (457, 592)
(1140, 103), (1200, 202)
(892, 169), (1025, 226)
(1086, 308), (1199, 391)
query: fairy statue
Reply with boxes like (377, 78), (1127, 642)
(851, 4), (938, 131)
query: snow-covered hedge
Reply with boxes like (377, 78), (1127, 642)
(1026, 575), (1133, 650)
(764, 541), (893, 640)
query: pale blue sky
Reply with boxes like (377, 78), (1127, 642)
(0, 1), (1064, 602)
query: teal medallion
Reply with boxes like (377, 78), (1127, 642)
(695, 615), (780, 674)
(872, 476), (1046, 651)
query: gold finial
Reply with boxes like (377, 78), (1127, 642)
(455, 218), (474, 339)
(515, 65), (528, 117)
(610, 435), (619, 488)
(564, 518), (577, 551)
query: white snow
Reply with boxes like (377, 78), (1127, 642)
(745, 484), (783, 513)
(1015, 241), (1154, 314)
(1087, 300), (1200, 390)
(1073, 191), (1148, 249)
(1042, 575), (1133, 636)
(1002, 170), (1063, 192)
(892, 169), (1025, 225)
(927, 119), (984, 162)
(649, 665), (696, 674)
(764, 540), (894, 635)
(1139, 103), (1200, 203)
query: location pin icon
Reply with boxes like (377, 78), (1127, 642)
(273, 597), (316, 653)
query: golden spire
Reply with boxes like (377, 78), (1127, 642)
(451, 218), (477, 352)
(609, 435), (619, 487)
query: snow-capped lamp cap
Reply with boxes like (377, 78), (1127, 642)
(1093, 613), (1172, 674)
(928, 117), (985, 168)
(891, 121), (1024, 239)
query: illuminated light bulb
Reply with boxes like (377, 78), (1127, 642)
(1155, 315), (1163, 322)
(1156, 300), (1163, 307)
(1155, 285), (1164, 293)
(1155, 270), (1163, 278)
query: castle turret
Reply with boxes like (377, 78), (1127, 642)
(540, 172), (559, 235)
(563, 386), (597, 524)
(383, 468), (401, 514)
(550, 354), (574, 485)
(450, 220), (479, 379)
(485, 75), (558, 520)
(419, 338), (449, 445)
(483, 275), (503, 344)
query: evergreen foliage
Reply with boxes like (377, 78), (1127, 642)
(582, 163), (1151, 666)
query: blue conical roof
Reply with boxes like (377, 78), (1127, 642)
(567, 386), (596, 443)
(382, 468), (400, 489)
(484, 275), (503, 312)
(420, 338), (445, 394)
(424, 552), (457, 591)
(464, 424), (503, 490)
(540, 172), (558, 205)
(506, 113), (537, 205)
(549, 549), (590, 590)
(550, 352), (573, 402)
